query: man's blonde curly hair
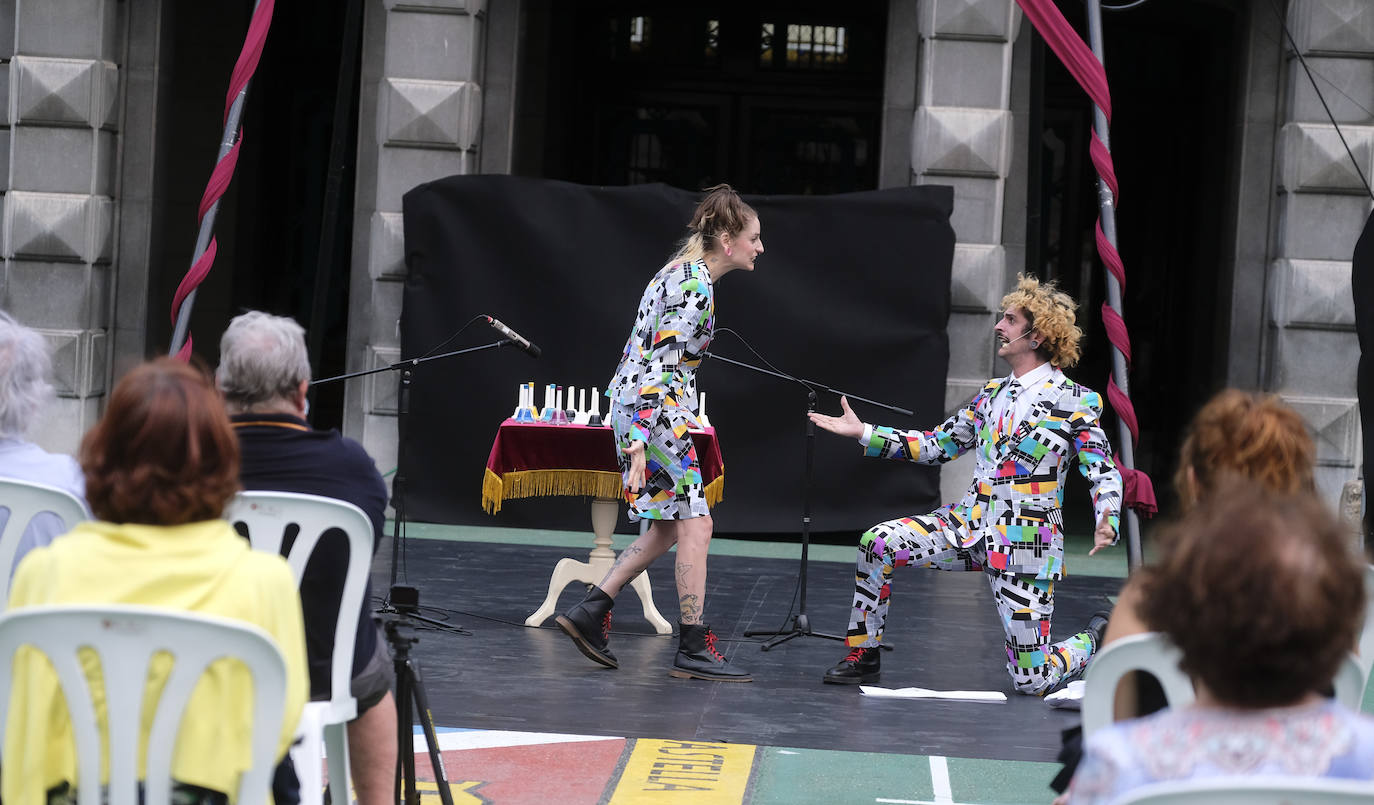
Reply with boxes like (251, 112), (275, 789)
(1000, 274), (1082, 368)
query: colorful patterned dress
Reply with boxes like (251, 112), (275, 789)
(607, 259), (714, 521)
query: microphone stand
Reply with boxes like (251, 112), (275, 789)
(312, 339), (519, 608)
(706, 351), (911, 650)
(314, 338), (530, 804)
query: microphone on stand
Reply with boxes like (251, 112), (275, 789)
(485, 316), (541, 358)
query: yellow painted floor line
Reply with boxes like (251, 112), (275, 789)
(607, 738), (756, 804)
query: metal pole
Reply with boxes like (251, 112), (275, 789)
(1084, 0), (1143, 570)
(168, 0), (263, 357)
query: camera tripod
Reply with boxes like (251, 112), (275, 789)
(384, 585), (468, 805)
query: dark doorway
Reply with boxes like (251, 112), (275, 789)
(1029, 1), (1245, 522)
(146, 0), (361, 430)
(518, 1), (887, 194)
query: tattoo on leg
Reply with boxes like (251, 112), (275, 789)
(675, 562), (693, 588)
(610, 542), (644, 573)
(678, 593), (702, 624)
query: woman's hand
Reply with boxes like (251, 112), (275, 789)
(807, 396), (865, 440)
(622, 441), (646, 493)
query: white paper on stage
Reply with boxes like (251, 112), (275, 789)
(858, 685), (1007, 703)
(1044, 679), (1085, 710)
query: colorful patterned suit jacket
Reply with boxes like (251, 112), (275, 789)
(865, 368), (1122, 580)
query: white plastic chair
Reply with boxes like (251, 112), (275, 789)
(0, 478), (88, 605)
(0, 604), (287, 805)
(224, 491), (374, 805)
(1111, 775), (1374, 804)
(1081, 632), (1197, 737)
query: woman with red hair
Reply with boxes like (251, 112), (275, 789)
(2, 358), (308, 804)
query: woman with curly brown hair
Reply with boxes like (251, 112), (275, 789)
(1, 358), (308, 804)
(1064, 486), (1374, 803)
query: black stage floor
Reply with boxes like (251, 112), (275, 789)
(373, 536), (1122, 763)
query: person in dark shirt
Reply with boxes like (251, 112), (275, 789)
(216, 311), (395, 805)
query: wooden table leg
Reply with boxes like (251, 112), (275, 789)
(525, 499), (673, 635)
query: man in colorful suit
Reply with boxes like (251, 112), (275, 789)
(809, 276), (1122, 695)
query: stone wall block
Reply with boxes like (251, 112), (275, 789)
(922, 38), (1012, 109)
(15, 0), (107, 58)
(368, 211), (406, 281)
(42, 328), (83, 396)
(87, 194), (112, 263)
(1271, 258), (1356, 329)
(375, 145), (468, 211)
(370, 278), (404, 347)
(917, 173), (1004, 245)
(6, 190), (87, 260)
(1290, 57), (1374, 124)
(1280, 122), (1374, 193)
(383, 10), (480, 81)
(12, 56), (96, 127)
(383, 0), (485, 14)
(1288, 0), (1374, 57)
(925, 0), (1016, 41)
(947, 310), (996, 387)
(381, 77), (481, 149)
(96, 60), (117, 130)
(0, 63), (10, 126)
(1275, 192), (1372, 261)
(366, 345), (401, 415)
(1284, 393), (1361, 468)
(950, 243), (1004, 312)
(1271, 327), (1358, 398)
(11, 126), (91, 193)
(913, 106), (1009, 177)
(3, 262), (99, 328)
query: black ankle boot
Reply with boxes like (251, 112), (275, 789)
(822, 645), (881, 684)
(669, 623), (752, 682)
(555, 587), (617, 668)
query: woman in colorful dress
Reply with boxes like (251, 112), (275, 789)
(557, 184), (763, 681)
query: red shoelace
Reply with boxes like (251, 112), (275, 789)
(601, 611), (613, 641)
(704, 630), (725, 661)
(843, 647), (869, 663)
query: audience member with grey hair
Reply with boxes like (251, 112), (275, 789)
(0, 310), (88, 567)
(216, 310), (313, 412)
(217, 310), (397, 804)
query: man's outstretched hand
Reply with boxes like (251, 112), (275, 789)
(808, 396), (865, 440)
(1088, 515), (1116, 556)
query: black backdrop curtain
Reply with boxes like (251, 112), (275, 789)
(399, 176), (955, 534)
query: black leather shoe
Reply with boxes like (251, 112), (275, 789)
(555, 586), (618, 668)
(669, 623), (752, 682)
(823, 645), (881, 684)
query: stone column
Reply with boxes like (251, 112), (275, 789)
(1, 0), (121, 454)
(345, 0), (487, 476)
(1271, 0), (1372, 500)
(910, 0), (1023, 501)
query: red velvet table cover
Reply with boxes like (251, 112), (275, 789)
(482, 421), (724, 514)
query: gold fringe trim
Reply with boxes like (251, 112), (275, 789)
(483, 468), (727, 514)
(483, 469), (624, 515)
(704, 475), (724, 508)
(482, 467), (506, 514)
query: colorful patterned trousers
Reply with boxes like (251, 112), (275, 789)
(846, 512), (1096, 695)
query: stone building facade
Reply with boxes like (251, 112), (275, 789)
(2, 0), (1367, 507)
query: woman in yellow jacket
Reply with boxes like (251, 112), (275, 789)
(2, 358), (308, 804)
